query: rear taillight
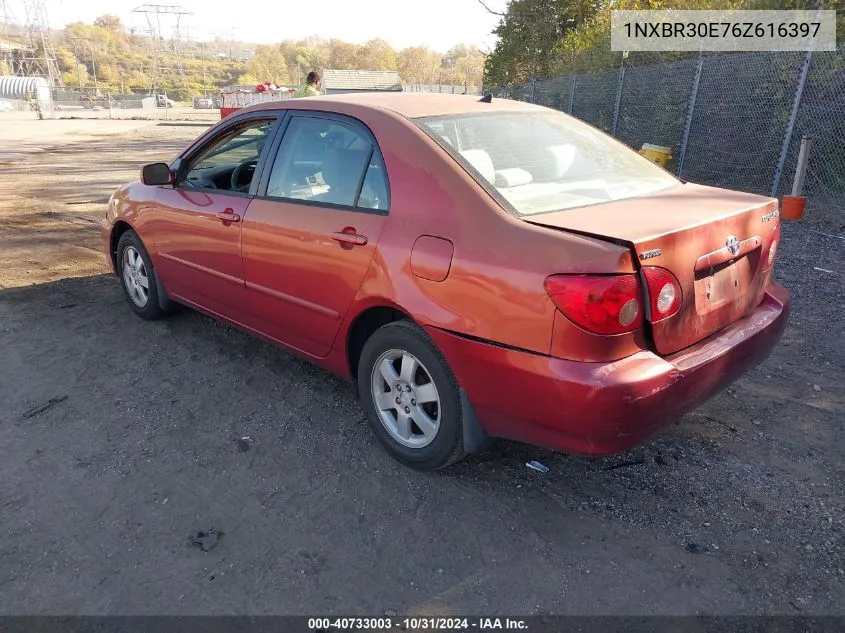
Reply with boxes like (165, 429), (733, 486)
(544, 274), (643, 335)
(764, 220), (781, 271)
(642, 267), (682, 322)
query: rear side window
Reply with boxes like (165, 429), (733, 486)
(265, 116), (389, 211)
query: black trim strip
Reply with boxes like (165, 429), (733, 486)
(524, 220), (633, 251)
(159, 253), (244, 285)
(252, 196), (388, 217)
(244, 281), (339, 320)
(429, 326), (549, 359)
(353, 145), (375, 207)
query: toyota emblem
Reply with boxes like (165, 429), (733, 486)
(726, 235), (740, 256)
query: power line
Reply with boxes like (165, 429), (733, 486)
(132, 3), (193, 94)
(70, 36), (97, 90)
(8, 0), (63, 86)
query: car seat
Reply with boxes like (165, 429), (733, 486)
(314, 148), (371, 206)
(459, 149), (496, 184)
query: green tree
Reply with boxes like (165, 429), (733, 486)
(56, 49), (78, 74)
(445, 44), (486, 87)
(247, 45), (291, 84)
(398, 46), (441, 84)
(278, 41), (329, 84)
(549, 0), (759, 76)
(356, 39), (398, 71)
(93, 15), (124, 32)
(328, 39), (360, 70)
(482, 0), (602, 86)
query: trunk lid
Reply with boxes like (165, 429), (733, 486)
(526, 183), (780, 355)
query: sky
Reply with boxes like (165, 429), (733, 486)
(3, 0), (506, 52)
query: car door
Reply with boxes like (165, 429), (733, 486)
(152, 114), (280, 317)
(241, 112), (390, 358)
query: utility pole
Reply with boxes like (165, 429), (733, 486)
(17, 0), (63, 87)
(89, 39), (97, 90)
(200, 39), (207, 90)
(1, 0), (12, 73)
(71, 37), (97, 91)
(70, 37), (84, 87)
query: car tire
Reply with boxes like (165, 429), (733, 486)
(116, 230), (164, 320)
(358, 320), (467, 470)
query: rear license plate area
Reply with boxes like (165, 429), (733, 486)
(694, 256), (752, 314)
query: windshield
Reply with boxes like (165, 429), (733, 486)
(415, 110), (680, 216)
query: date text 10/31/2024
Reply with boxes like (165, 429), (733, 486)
(308, 617), (529, 630)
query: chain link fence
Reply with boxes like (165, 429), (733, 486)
(778, 50), (845, 208)
(487, 49), (845, 223)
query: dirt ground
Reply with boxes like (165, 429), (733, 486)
(0, 120), (843, 616)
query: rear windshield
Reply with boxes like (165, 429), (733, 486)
(415, 110), (680, 216)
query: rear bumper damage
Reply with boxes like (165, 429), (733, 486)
(426, 282), (790, 455)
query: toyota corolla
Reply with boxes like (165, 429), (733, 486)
(101, 93), (789, 470)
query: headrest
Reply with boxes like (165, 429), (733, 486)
(541, 144), (576, 180)
(322, 148), (370, 192)
(494, 168), (533, 188)
(459, 149), (495, 184)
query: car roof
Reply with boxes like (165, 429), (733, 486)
(246, 92), (545, 119)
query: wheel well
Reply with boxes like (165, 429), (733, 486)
(109, 220), (133, 270)
(347, 306), (410, 379)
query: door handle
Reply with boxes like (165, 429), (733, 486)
(216, 208), (241, 223)
(331, 228), (368, 246)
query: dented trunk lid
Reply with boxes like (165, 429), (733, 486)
(525, 183), (780, 355)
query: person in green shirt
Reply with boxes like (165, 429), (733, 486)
(294, 71), (322, 98)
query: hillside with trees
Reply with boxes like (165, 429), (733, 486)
(1, 15), (486, 99)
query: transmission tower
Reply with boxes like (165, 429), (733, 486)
(15, 0), (63, 86)
(132, 4), (192, 95)
(1, 0), (12, 73)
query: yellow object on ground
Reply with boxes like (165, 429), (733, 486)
(639, 143), (673, 168)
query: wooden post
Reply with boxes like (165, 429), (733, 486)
(791, 136), (812, 197)
(770, 48), (814, 197)
(611, 61), (625, 137)
(678, 52), (704, 179)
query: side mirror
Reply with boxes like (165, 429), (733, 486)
(141, 162), (173, 186)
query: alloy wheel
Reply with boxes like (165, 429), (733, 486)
(370, 349), (441, 448)
(122, 245), (150, 308)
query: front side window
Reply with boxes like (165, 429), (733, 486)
(415, 111), (680, 216)
(179, 118), (275, 193)
(266, 116), (389, 211)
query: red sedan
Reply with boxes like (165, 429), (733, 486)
(101, 93), (789, 470)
